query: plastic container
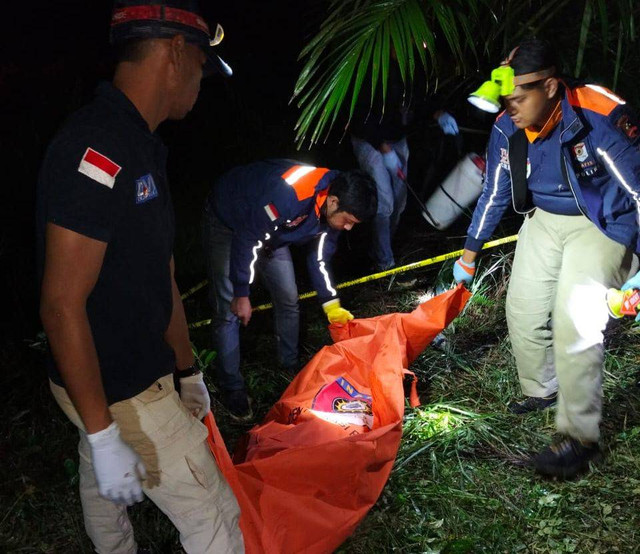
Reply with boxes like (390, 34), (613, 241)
(424, 153), (485, 230)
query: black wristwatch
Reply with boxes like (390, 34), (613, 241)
(174, 365), (201, 379)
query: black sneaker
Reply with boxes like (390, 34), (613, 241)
(508, 392), (557, 414)
(221, 389), (253, 421)
(431, 332), (448, 350)
(533, 436), (601, 479)
(281, 363), (300, 379)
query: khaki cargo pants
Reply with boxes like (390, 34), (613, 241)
(505, 209), (637, 442)
(51, 374), (244, 553)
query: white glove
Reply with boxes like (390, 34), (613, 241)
(87, 421), (146, 506)
(179, 372), (211, 420)
(382, 150), (403, 176)
(436, 111), (459, 135)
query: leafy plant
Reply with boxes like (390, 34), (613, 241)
(571, 0), (637, 90)
(292, 0), (483, 148)
(191, 343), (217, 374)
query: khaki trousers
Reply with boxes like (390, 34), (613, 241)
(51, 374), (244, 554)
(505, 209), (637, 442)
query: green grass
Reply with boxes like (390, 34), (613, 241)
(339, 253), (640, 554)
(2, 248), (640, 552)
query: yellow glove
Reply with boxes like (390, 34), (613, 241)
(322, 299), (354, 324)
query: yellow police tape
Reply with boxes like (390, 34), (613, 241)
(186, 234), (518, 329)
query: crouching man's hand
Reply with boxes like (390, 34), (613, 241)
(231, 296), (252, 326)
(323, 298), (354, 324)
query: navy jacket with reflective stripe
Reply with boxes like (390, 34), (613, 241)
(465, 84), (640, 253)
(207, 159), (341, 302)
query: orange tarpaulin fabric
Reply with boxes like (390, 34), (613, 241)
(204, 285), (470, 553)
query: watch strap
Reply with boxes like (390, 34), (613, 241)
(174, 365), (201, 379)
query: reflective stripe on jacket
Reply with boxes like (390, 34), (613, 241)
(208, 159), (341, 301)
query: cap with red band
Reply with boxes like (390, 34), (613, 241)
(109, 1), (232, 76)
(111, 6), (211, 36)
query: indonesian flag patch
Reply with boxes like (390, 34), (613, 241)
(77, 147), (122, 189)
(264, 203), (280, 221)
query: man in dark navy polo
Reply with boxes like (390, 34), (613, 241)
(203, 160), (377, 418)
(37, 1), (244, 552)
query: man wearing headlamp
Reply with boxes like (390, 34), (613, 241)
(456, 38), (640, 479)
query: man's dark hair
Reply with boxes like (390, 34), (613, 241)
(113, 38), (155, 63)
(510, 38), (558, 90)
(328, 170), (378, 221)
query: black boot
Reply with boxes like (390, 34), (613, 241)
(533, 436), (601, 479)
(221, 389), (253, 421)
(508, 392), (557, 414)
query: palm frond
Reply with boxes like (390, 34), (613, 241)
(292, 0), (484, 149)
(575, 0), (594, 77)
(571, 0), (639, 90)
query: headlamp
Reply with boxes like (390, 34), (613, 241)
(468, 66), (515, 113)
(467, 51), (556, 113)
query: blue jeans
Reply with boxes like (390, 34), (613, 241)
(202, 205), (300, 392)
(351, 136), (409, 270)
